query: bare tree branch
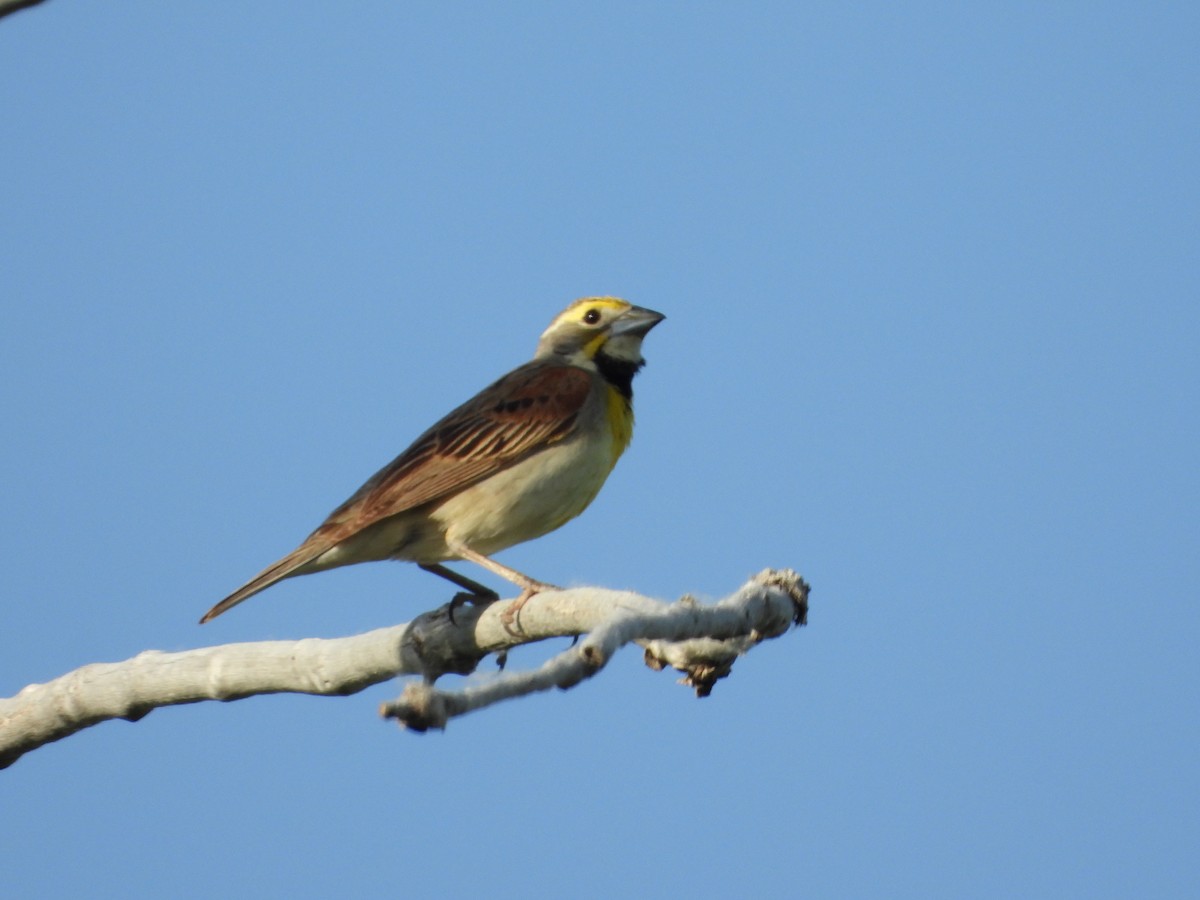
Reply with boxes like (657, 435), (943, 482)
(385, 569), (809, 730)
(1, 569), (808, 768)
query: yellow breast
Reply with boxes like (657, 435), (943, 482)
(605, 384), (635, 467)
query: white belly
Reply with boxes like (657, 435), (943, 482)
(430, 430), (616, 557)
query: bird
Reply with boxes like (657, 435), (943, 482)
(199, 297), (664, 625)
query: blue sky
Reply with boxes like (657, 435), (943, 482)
(2, 3), (1197, 897)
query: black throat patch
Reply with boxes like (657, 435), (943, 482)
(594, 351), (642, 400)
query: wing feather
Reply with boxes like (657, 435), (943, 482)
(310, 361), (593, 541)
(201, 360), (595, 623)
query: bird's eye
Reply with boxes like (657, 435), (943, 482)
(583, 308), (602, 325)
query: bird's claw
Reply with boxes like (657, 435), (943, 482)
(499, 582), (560, 637)
(447, 589), (499, 625)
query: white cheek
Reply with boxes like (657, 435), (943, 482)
(602, 333), (646, 363)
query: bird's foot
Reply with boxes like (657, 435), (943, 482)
(447, 588), (500, 625)
(499, 580), (560, 637)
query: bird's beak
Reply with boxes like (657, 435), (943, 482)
(611, 305), (666, 337)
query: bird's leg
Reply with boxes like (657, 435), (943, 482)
(496, 584), (544, 637)
(419, 562), (499, 625)
(446, 541), (561, 635)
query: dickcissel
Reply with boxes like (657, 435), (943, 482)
(200, 297), (664, 624)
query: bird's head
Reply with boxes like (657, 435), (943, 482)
(535, 298), (665, 381)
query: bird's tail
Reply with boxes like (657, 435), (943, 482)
(199, 547), (323, 624)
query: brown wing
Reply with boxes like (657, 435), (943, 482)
(199, 361), (593, 624)
(311, 360), (593, 539)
